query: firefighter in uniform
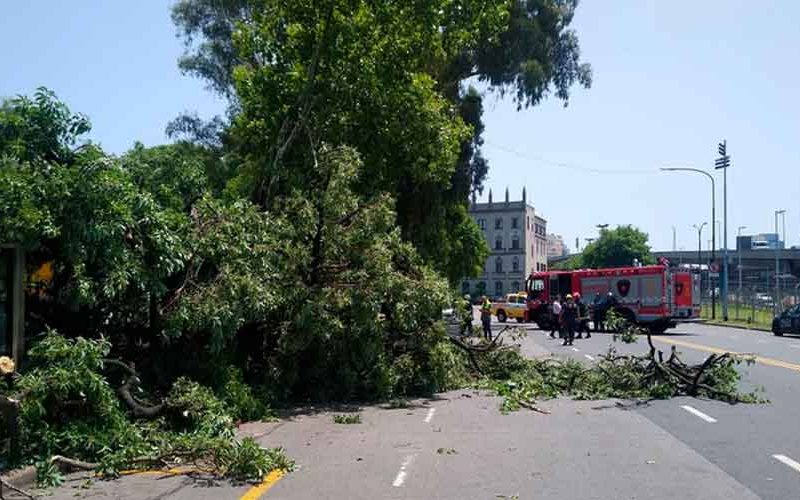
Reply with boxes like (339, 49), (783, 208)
(561, 294), (578, 346)
(480, 296), (492, 340)
(574, 293), (591, 339)
(592, 292), (603, 332)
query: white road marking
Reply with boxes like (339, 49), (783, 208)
(571, 347), (579, 352)
(680, 405), (717, 423)
(584, 354), (595, 361)
(392, 455), (415, 487)
(424, 408), (436, 423)
(773, 454), (800, 474)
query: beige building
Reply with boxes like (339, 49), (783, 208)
(463, 188), (547, 298)
(547, 233), (570, 258)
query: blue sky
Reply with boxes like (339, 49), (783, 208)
(2, 1), (798, 252)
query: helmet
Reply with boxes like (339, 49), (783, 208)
(463, 294), (470, 300)
(565, 294), (573, 300)
(573, 292), (581, 299)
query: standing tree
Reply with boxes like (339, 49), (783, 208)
(581, 225), (655, 269)
(171, 0), (592, 283)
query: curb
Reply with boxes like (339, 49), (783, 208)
(702, 320), (771, 333)
(1, 464), (37, 490)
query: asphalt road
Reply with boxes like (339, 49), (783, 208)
(509, 320), (800, 500)
(246, 392), (756, 500)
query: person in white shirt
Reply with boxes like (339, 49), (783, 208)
(549, 296), (562, 338)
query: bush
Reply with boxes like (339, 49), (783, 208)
(219, 367), (271, 422)
(4, 332), (290, 482)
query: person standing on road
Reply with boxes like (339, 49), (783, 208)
(592, 292), (603, 332)
(480, 296), (492, 340)
(575, 293), (591, 339)
(561, 294), (578, 346)
(549, 296), (562, 338)
(460, 294), (473, 336)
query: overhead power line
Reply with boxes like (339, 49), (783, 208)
(483, 141), (656, 175)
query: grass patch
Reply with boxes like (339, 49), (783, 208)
(332, 414), (361, 424)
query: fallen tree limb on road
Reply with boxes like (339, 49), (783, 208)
(465, 314), (766, 413)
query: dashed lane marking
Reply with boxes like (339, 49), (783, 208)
(680, 404), (717, 423)
(571, 347), (579, 352)
(584, 354), (595, 361)
(392, 455), (415, 487)
(424, 407), (436, 423)
(773, 454), (800, 474)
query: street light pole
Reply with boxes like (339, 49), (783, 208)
(661, 167), (716, 319)
(693, 223), (707, 306)
(672, 226), (677, 251)
(737, 225), (747, 320)
(715, 140), (731, 321)
(775, 209), (786, 312)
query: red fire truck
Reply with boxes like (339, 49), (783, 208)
(523, 264), (701, 334)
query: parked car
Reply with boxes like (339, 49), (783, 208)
(756, 293), (774, 307)
(772, 305), (800, 336)
(441, 307), (462, 336)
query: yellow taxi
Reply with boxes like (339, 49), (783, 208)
(490, 293), (529, 323)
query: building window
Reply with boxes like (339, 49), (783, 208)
(495, 237), (503, 250)
(511, 236), (520, 250)
(511, 281), (520, 292)
(541, 263), (547, 271)
(512, 217), (518, 229)
(462, 282), (470, 295)
(495, 257), (503, 273)
(495, 281), (503, 297)
(527, 216), (530, 229)
(478, 218), (486, 230)
(495, 217), (503, 229)
(512, 256), (519, 272)
(476, 281), (486, 296)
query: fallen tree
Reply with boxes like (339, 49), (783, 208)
(0, 332), (292, 485)
(449, 314), (764, 413)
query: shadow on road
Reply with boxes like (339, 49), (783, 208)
(272, 394), (450, 420)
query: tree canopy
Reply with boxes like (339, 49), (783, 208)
(171, 0), (592, 283)
(580, 225), (655, 269)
